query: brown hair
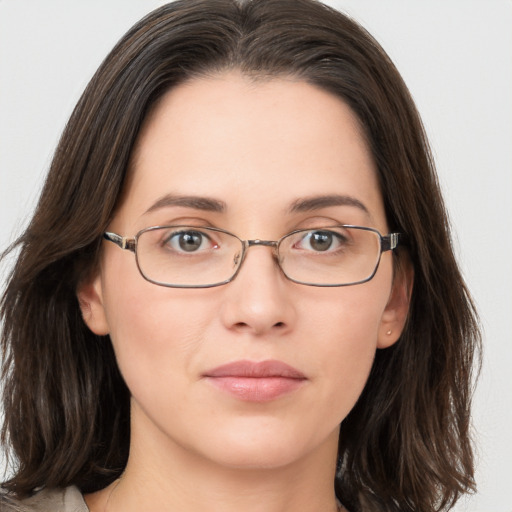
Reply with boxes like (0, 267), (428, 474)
(1, 1), (480, 510)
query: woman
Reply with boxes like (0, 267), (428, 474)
(0, 1), (480, 511)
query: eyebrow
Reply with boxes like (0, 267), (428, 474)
(288, 194), (370, 215)
(143, 193), (369, 217)
(144, 194), (226, 215)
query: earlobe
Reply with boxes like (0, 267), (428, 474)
(377, 257), (414, 349)
(76, 271), (110, 336)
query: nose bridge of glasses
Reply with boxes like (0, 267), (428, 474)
(247, 239), (280, 259)
(246, 239), (279, 248)
(237, 239), (280, 268)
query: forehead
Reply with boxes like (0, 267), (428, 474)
(117, 72), (386, 232)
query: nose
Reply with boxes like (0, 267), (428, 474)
(219, 244), (296, 336)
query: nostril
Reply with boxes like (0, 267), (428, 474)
(232, 321), (285, 331)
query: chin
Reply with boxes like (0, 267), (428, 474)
(193, 418), (339, 471)
(206, 442), (309, 471)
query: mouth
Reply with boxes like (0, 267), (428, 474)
(202, 360), (307, 402)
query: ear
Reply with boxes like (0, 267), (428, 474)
(76, 270), (110, 336)
(377, 256), (414, 349)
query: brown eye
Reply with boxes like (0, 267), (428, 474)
(164, 230), (211, 253)
(296, 230), (347, 252)
(309, 231), (334, 251)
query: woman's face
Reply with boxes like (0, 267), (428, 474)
(79, 73), (410, 472)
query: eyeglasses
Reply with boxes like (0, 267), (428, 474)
(103, 225), (404, 288)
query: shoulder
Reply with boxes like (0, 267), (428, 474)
(0, 486), (88, 512)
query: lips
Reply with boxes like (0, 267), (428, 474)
(202, 360), (307, 402)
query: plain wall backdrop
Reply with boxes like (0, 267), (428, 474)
(1, 1), (511, 511)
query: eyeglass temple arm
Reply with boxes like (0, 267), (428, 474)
(104, 232), (136, 252)
(381, 232), (406, 252)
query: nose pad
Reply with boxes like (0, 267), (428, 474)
(274, 247), (283, 267)
(233, 243), (281, 282)
(245, 240), (281, 266)
(232, 241), (280, 275)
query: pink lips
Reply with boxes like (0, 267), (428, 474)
(203, 360), (306, 402)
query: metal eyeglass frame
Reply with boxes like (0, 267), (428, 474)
(103, 225), (405, 288)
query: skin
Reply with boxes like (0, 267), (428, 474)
(79, 73), (412, 512)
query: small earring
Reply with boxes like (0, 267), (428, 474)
(386, 330), (392, 335)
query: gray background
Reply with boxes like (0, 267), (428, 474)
(1, 1), (511, 510)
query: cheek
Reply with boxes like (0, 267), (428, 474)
(101, 260), (214, 397)
(301, 272), (392, 417)
(323, 309), (378, 410)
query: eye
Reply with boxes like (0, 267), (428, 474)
(164, 229), (216, 253)
(295, 229), (347, 252)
